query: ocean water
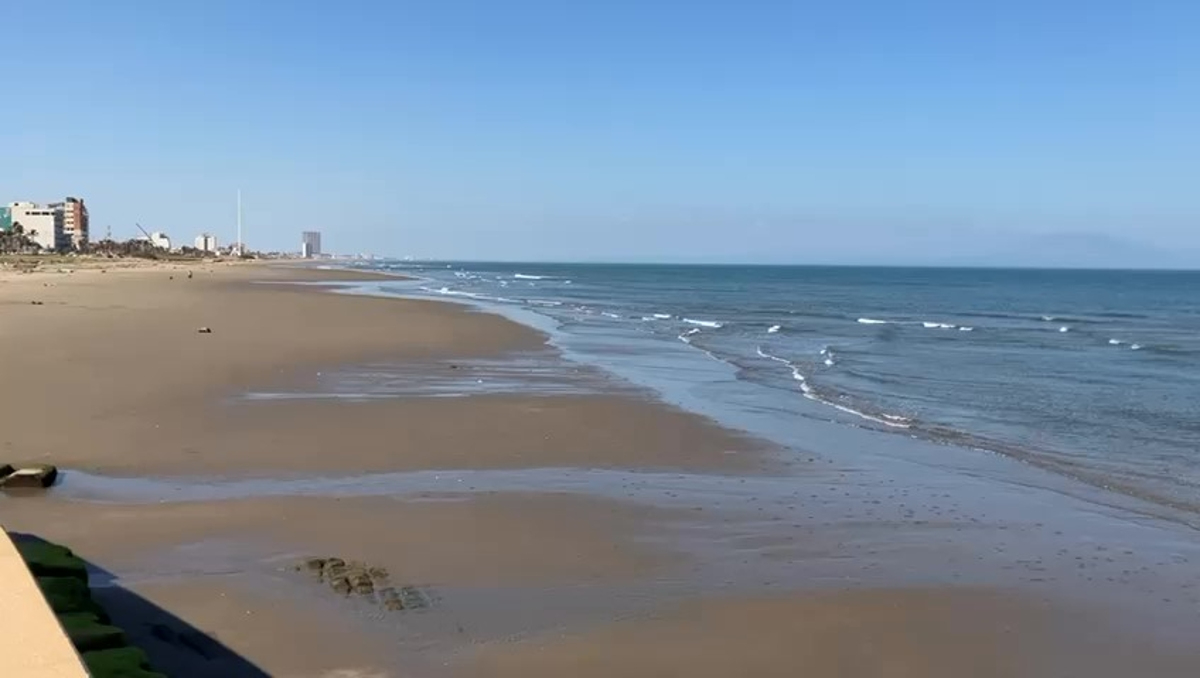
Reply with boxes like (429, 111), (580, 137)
(354, 263), (1200, 517)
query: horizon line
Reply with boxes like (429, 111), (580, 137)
(347, 258), (1200, 272)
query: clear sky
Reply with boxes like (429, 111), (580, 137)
(3, 0), (1197, 264)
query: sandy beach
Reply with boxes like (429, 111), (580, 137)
(2, 261), (1198, 677)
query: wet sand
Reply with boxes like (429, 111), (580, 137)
(3, 493), (683, 586)
(459, 588), (1200, 678)
(2, 262), (1198, 676)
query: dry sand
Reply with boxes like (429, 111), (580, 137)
(2, 260), (1197, 677)
(0, 263), (767, 474)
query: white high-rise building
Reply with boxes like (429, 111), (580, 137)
(194, 233), (218, 253)
(7, 202), (65, 251)
(301, 231), (322, 258)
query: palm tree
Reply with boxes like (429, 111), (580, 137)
(0, 221), (33, 254)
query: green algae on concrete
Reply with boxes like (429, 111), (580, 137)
(17, 535), (166, 677)
(36, 576), (108, 621)
(58, 612), (128, 653)
(15, 540), (88, 582)
(81, 647), (165, 678)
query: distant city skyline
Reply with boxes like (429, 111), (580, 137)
(4, 1), (1198, 267)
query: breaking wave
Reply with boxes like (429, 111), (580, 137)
(755, 347), (909, 429)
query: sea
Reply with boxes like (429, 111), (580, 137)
(345, 262), (1200, 521)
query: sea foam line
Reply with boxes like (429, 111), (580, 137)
(756, 346), (910, 429)
(857, 317), (889, 325)
(683, 318), (724, 329)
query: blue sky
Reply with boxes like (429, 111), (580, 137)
(3, 0), (1198, 264)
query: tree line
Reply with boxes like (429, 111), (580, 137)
(1, 221), (229, 259)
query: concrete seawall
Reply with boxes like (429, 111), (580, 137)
(0, 527), (89, 677)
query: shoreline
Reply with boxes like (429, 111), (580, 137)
(2, 263), (1199, 675)
(358, 267), (1200, 532)
(376, 262), (1200, 530)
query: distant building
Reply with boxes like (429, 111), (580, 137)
(301, 231), (322, 258)
(3, 197), (87, 249)
(194, 233), (218, 253)
(48, 197), (89, 249)
(7, 202), (65, 250)
(136, 231), (172, 250)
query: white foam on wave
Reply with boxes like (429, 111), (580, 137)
(677, 329), (725, 363)
(767, 324), (781, 334)
(922, 321), (956, 330)
(756, 347), (807, 383)
(959, 326), (974, 332)
(1108, 338), (1123, 345)
(653, 313), (672, 319)
(857, 318), (888, 325)
(513, 273), (546, 280)
(824, 357), (835, 367)
(757, 345), (791, 365)
(421, 285), (484, 300)
(755, 346), (909, 429)
(1042, 315), (1057, 322)
(683, 318), (723, 329)
(601, 312), (621, 319)
(1059, 326), (1070, 333)
(814, 396), (910, 428)
(1131, 344), (1142, 350)
(527, 299), (563, 307)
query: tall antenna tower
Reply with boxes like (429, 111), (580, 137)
(236, 189), (243, 255)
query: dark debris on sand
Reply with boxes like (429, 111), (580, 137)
(295, 557), (430, 612)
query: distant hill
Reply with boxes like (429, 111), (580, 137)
(939, 232), (1198, 270)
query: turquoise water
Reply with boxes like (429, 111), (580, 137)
(360, 263), (1200, 516)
